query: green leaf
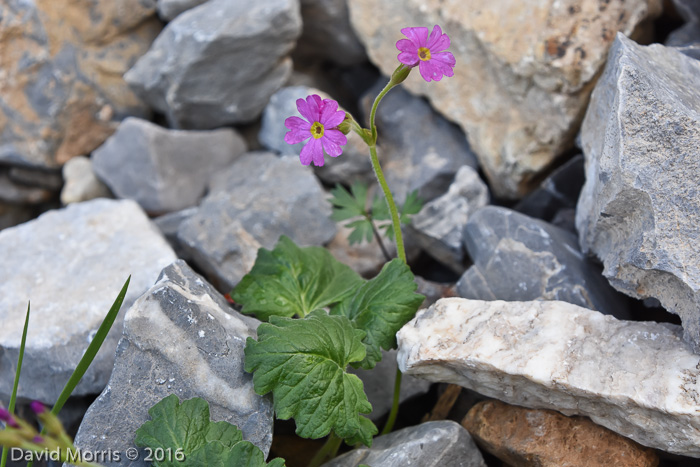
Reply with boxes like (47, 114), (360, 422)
(329, 182), (368, 221)
(245, 310), (377, 446)
(135, 395), (284, 467)
(332, 260), (425, 370)
(400, 190), (423, 218)
(345, 219), (374, 245)
(233, 236), (364, 320)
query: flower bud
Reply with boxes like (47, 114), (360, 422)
(390, 64), (411, 84)
(337, 115), (352, 135)
(30, 401), (46, 415)
(0, 408), (19, 428)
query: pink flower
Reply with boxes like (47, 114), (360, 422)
(396, 25), (456, 82)
(284, 95), (347, 167)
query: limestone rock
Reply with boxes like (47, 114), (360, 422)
(667, 22), (700, 60)
(0, 199), (176, 403)
(157, 0), (207, 21)
(0, 170), (53, 205)
(462, 400), (659, 466)
(409, 166), (489, 272)
(323, 421), (486, 467)
(576, 34), (700, 350)
(125, 0), (301, 129)
(73, 260), (273, 466)
(177, 153), (336, 291)
(361, 79), (478, 202)
(348, 0), (662, 198)
(0, 0), (161, 167)
(60, 156), (112, 205)
(154, 207), (198, 261)
(458, 206), (630, 318)
(397, 298), (700, 457)
(295, 0), (366, 66)
(92, 118), (246, 214)
(671, 0), (700, 22)
(259, 86), (373, 184)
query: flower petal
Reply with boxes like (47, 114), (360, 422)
(398, 51), (419, 66)
(431, 51), (456, 67)
(285, 128), (310, 145)
(306, 94), (323, 121)
(300, 138), (322, 166)
(401, 27), (429, 47)
(322, 138), (343, 158)
(418, 60), (441, 82)
(284, 116), (310, 131)
(319, 99), (345, 127)
(427, 27), (450, 52)
(323, 128), (347, 145)
(296, 98), (314, 122)
(396, 38), (418, 53)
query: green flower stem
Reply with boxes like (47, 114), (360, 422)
(381, 368), (402, 435)
(367, 144), (406, 264)
(365, 66), (412, 435)
(308, 432), (343, 467)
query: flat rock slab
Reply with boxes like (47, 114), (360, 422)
(462, 400), (659, 466)
(0, 199), (176, 403)
(397, 298), (700, 457)
(73, 261), (273, 466)
(576, 34), (700, 351)
(348, 0), (661, 198)
(323, 420), (486, 467)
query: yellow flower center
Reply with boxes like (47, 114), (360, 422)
(418, 47), (431, 61)
(310, 121), (325, 139)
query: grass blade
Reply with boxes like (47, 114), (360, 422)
(0, 302), (31, 467)
(51, 276), (130, 416)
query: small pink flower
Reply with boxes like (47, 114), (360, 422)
(396, 25), (456, 82)
(284, 95), (347, 167)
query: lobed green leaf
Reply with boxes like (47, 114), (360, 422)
(233, 236), (364, 321)
(332, 259), (425, 370)
(244, 310), (377, 446)
(329, 182), (368, 221)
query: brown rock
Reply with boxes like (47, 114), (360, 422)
(0, 0), (161, 168)
(462, 400), (659, 467)
(348, 0), (662, 198)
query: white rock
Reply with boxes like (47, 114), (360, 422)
(60, 156), (112, 205)
(397, 298), (700, 457)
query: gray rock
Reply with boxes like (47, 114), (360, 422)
(8, 167), (63, 191)
(60, 156), (112, 205)
(409, 166), (489, 272)
(666, 22), (700, 60)
(515, 155), (585, 232)
(0, 169), (53, 205)
(671, 0), (700, 22)
(73, 260), (273, 467)
(177, 152), (336, 291)
(125, 0), (301, 129)
(458, 206), (629, 318)
(295, 0), (366, 66)
(0, 199), (176, 403)
(154, 207), (199, 260)
(349, 349), (432, 420)
(92, 118), (246, 214)
(157, 0), (208, 21)
(259, 85), (373, 185)
(361, 79), (478, 202)
(576, 34), (700, 350)
(397, 298), (700, 458)
(323, 420), (486, 467)
(0, 0), (160, 168)
(326, 222), (395, 277)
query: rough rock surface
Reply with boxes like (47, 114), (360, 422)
(259, 86), (373, 184)
(0, 199), (176, 403)
(361, 79), (478, 202)
(397, 298), (700, 457)
(409, 166), (489, 272)
(295, 0), (366, 66)
(157, 0), (207, 21)
(177, 153), (336, 291)
(348, 0), (662, 198)
(92, 118), (246, 213)
(323, 421), (486, 467)
(154, 207), (198, 261)
(576, 34), (700, 350)
(73, 261), (273, 467)
(0, 0), (161, 167)
(60, 156), (112, 205)
(458, 206), (630, 318)
(125, 0), (301, 129)
(462, 400), (659, 466)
